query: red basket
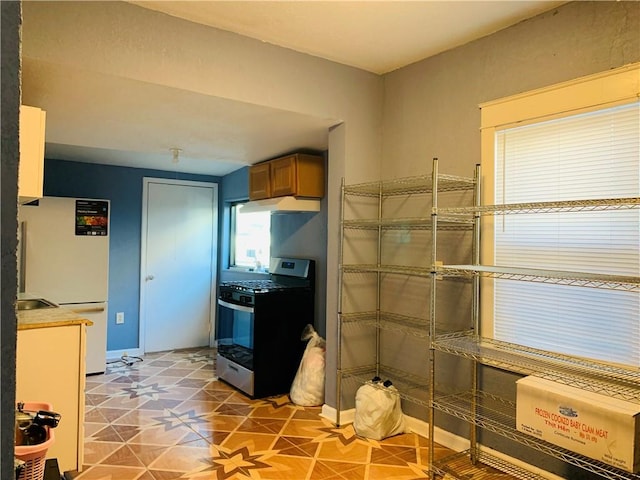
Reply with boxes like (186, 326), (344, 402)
(15, 402), (55, 480)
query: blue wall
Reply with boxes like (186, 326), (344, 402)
(45, 157), (328, 352)
(219, 167), (250, 271)
(44, 159), (222, 351)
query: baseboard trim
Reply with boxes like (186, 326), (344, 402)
(320, 404), (355, 425)
(106, 348), (143, 362)
(478, 445), (565, 480)
(403, 416), (471, 452)
(321, 405), (564, 480)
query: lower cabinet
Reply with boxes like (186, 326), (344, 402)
(16, 323), (87, 474)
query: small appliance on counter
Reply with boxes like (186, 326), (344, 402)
(217, 257), (315, 398)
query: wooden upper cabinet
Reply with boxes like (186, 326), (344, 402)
(249, 162), (271, 200)
(249, 153), (324, 200)
(19, 105), (46, 204)
(270, 155), (298, 198)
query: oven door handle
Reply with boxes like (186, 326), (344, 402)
(218, 299), (254, 314)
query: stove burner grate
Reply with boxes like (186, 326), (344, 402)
(220, 279), (307, 292)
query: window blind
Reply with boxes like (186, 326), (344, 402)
(493, 102), (640, 367)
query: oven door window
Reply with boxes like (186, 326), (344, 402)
(217, 301), (254, 370)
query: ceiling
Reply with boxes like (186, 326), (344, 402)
(22, 1), (564, 177)
(130, 1), (564, 75)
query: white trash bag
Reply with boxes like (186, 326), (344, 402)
(353, 377), (407, 440)
(290, 324), (326, 406)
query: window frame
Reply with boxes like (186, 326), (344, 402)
(229, 201), (240, 268)
(478, 63), (640, 340)
(228, 201), (271, 272)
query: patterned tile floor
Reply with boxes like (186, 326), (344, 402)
(70, 348), (511, 480)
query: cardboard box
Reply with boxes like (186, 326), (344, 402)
(516, 376), (640, 473)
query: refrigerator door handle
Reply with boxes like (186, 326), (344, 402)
(19, 221), (27, 293)
(70, 306), (106, 314)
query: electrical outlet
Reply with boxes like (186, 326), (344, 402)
(116, 312), (125, 324)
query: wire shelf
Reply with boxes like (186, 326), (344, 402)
(433, 390), (640, 480)
(342, 264), (433, 278)
(431, 449), (548, 480)
(433, 332), (640, 402)
(340, 311), (430, 340)
(343, 173), (476, 197)
(438, 197), (640, 216)
(340, 364), (430, 407)
(343, 217), (473, 230)
(424, 160), (640, 479)
(434, 214), (478, 225)
(439, 265), (640, 292)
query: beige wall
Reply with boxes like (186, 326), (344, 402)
(22, 1), (383, 183)
(382, 1), (640, 180)
(379, 2), (639, 475)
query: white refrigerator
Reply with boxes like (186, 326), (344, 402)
(18, 196), (110, 375)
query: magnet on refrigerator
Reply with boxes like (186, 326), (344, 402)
(18, 196), (110, 375)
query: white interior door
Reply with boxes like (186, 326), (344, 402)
(141, 179), (217, 353)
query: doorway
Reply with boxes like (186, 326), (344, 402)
(140, 178), (218, 353)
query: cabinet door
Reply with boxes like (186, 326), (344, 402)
(295, 154), (325, 198)
(16, 324), (86, 473)
(270, 155), (297, 197)
(18, 106), (46, 204)
(249, 162), (271, 200)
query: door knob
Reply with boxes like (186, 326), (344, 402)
(146, 275), (155, 281)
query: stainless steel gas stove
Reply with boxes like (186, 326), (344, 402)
(216, 257), (315, 398)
